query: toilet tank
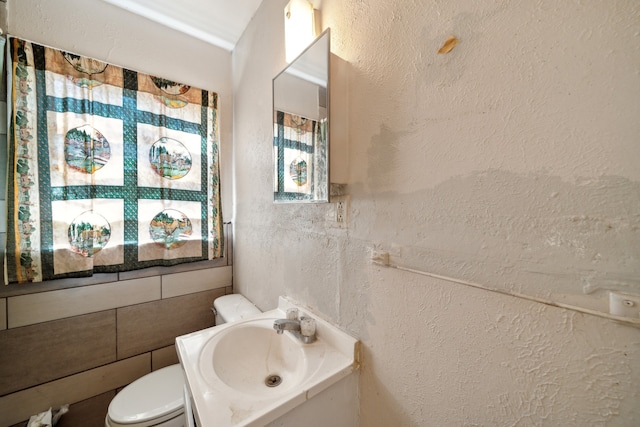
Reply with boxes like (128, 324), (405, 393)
(213, 294), (261, 325)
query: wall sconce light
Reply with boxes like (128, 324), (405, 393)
(284, 0), (319, 63)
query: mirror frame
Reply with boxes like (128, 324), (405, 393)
(272, 28), (330, 203)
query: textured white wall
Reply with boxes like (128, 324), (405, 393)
(233, 0), (640, 425)
(8, 0), (235, 220)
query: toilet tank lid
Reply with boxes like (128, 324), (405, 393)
(108, 364), (184, 423)
(214, 294), (261, 322)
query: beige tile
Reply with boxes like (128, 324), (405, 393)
(0, 298), (5, 330)
(0, 273), (119, 298)
(0, 353), (150, 427)
(162, 266), (232, 298)
(0, 310), (116, 396)
(117, 258), (226, 281)
(117, 289), (224, 359)
(56, 390), (116, 427)
(152, 345), (180, 371)
(8, 276), (161, 327)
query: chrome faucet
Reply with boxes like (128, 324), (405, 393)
(273, 318), (301, 333)
(273, 309), (316, 343)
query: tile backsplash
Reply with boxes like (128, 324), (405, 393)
(7, 276), (161, 328)
(0, 229), (233, 426)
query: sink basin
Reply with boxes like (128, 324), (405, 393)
(199, 319), (311, 395)
(176, 296), (359, 427)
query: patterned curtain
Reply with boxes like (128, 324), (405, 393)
(5, 37), (223, 285)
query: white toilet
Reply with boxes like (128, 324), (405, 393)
(105, 294), (261, 427)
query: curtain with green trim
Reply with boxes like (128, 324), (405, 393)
(5, 37), (223, 285)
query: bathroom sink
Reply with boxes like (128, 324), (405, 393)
(199, 319), (312, 395)
(176, 296), (359, 427)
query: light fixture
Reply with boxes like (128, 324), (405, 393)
(284, 0), (318, 63)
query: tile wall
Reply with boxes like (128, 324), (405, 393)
(0, 226), (233, 426)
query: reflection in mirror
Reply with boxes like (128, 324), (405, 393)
(273, 29), (330, 203)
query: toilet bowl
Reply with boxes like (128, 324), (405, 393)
(105, 294), (261, 427)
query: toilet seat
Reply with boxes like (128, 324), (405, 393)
(106, 408), (183, 427)
(106, 364), (185, 427)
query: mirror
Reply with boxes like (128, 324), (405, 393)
(273, 29), (330, 203)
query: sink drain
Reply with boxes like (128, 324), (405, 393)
(265, 374), (282, 387)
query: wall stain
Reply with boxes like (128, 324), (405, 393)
(351, 170), (640, 307)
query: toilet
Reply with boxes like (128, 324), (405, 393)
(105, 294), (261, 427)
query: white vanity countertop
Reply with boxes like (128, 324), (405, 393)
(176, 296), (359, 427)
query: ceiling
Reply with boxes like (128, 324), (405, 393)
(101, 0), (264, 51)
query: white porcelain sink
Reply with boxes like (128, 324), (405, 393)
(199, 318), (315, 396)
(176, 296), (359, 427)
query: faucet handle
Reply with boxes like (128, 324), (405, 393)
(300, 316), (316, 339)
(286, 308), (299, 320)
